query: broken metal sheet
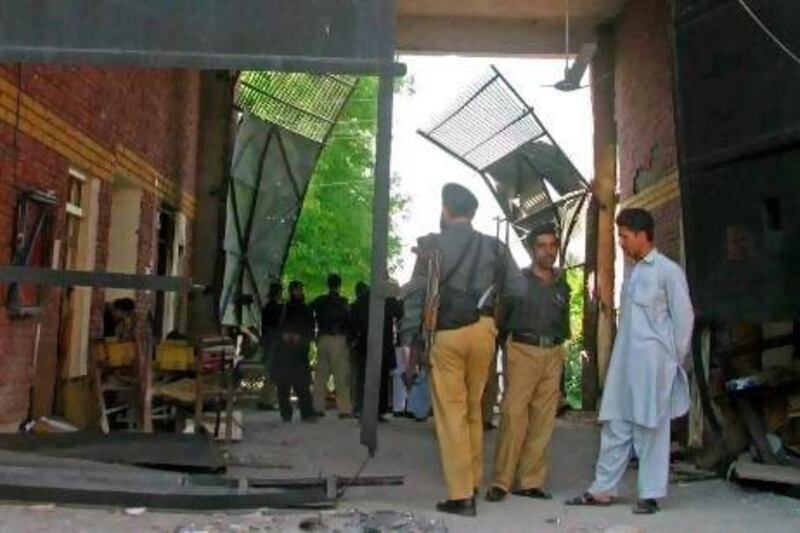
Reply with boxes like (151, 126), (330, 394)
(487, 141), (586, 198)
(0, 463), (331, 510)
(732, 460), (800, 486)
(0, 0), (400, 75)
(0, 432), (225, 473)
(220, 114), (322, 328)
(222, 71), (358, 328)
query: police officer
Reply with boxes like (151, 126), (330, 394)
(399, 183), (522, 517)
(259, 282), (283, 411)
(486, 222), (570, 502)
(273, 280), (316, 422)
(311, 273), (353, 418)
(350, 281), (402, 421)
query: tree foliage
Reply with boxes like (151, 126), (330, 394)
(564, 267), (585, 409)
(283, 77), (409, 299)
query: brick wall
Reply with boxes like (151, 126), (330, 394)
(0, 65), (201, 424)
(615, 0), (682, 258)
(615, 0), (678, 201)
(651, 197), (682, 263)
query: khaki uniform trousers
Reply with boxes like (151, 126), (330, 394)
(430, 317), (498, 500)
(490, 341), (564, 492)
(313, 334), (352, 415)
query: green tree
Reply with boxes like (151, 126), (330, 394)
(564, 267), (585, 409)
(283, 77), (409, 299)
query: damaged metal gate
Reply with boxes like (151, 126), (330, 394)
(418, 66), (589, 259)
(220, 73), (357, 328)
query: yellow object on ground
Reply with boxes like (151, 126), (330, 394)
(104, 340), (136, 367)
(156, 340), (195, 371)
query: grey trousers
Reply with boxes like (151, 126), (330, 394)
(589, 417), (671, 500)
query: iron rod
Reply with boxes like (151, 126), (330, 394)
(360, 72), (394, 455)
(0, 266), (191, 292)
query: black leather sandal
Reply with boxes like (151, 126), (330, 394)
(565, 492), (612, 506)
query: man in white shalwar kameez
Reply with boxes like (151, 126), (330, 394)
(567, 208), (694, 515)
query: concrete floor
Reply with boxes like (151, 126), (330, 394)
(1, 410), (799, 532)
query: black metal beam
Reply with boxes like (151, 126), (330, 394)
(0, 0), (403, 76)
(0, 48), (406, 76)
(0, 481), (331, 510)
(247, 475), (404, 489)
(360, 71), (395, 455)
(0, 266), (192, 292)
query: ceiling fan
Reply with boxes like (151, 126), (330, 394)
(544, 0), (597, 92)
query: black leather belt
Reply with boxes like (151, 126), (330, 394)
(511, 332), (562, 348)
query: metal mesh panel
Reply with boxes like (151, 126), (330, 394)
(236, 71), (357, 143)
(419, 69), (545, 171)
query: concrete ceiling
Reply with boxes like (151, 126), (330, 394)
(397, 0), (627, 56)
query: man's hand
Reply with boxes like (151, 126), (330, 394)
(399, 345), (415, 389)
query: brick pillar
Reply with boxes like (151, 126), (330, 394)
(583, 24), (618, 407)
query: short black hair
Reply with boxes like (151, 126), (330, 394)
(616, 208), (654, 241)
(288, 280), (303, 291)
(355, 281), (369, 298)
(525, 222), (559, 248)
(442, 183), (478, 219)
(327, 273), (342, 289)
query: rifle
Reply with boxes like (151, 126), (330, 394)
(420, 245), (442, 367)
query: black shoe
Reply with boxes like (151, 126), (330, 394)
(314, 411), (325, 417)
(436, 497), (476, 517)
(392, 411), (406, 418)
(301, 415), (318, 423)
(414, 416), (428, 423)
(378, 415), (389, 423)
(258, 402), (277, 411)
(633, 499), (659, 515)
(485, 486), (507, 502)
(338, 413), (354, 420)
(483, 422), (497, 431)
(512, 487), (552, 500)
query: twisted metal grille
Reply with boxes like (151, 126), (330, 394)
(236, 71), (357, 143)
(419, 69), (545, 171)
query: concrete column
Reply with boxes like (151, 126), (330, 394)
(187, 71), (236, 338)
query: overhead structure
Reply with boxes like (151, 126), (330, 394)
(418, 66), (589, 262)
(220, 72), (357, 327)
